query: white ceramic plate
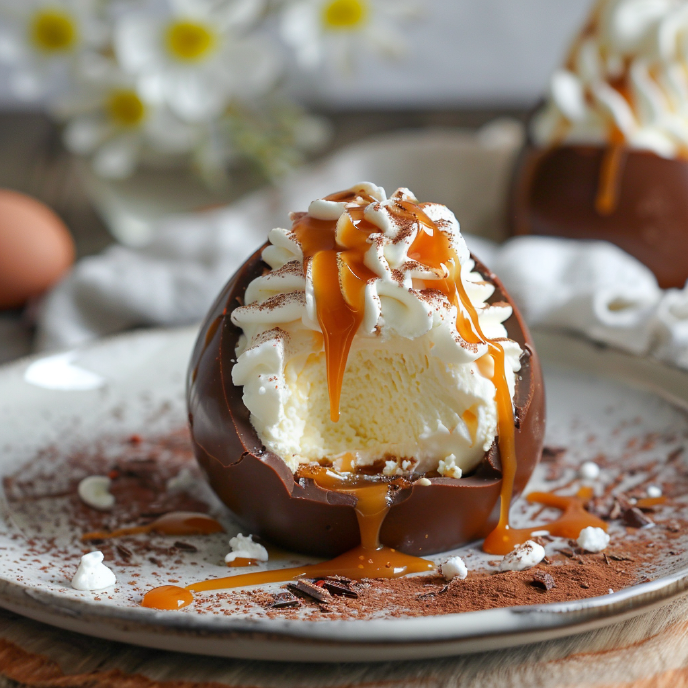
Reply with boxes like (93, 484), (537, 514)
(1, 327), (688, 662)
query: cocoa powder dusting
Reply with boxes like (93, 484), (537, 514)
(246, 554), (637, 621)
(4, 414), (688, 622)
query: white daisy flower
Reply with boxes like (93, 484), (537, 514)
(113, 0), (280, 123)
(56, 66), (198, 179)
(0, 0), (107, 101)
(279, 0), (419, 71)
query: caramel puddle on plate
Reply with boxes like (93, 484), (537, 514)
(227, 557), (261, 568)
(142, 469), (434, 610)
(504, 486), (607, 547)
(81, 512), (223, 541)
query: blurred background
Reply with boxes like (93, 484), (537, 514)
(0, 0), (594, 362)
(0, 1), (591, 109)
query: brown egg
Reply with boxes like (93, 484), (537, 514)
(0, 189), (75, 310)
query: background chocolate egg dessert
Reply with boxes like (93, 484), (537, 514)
(509, 0), (688, 290)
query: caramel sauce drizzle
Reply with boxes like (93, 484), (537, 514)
(388, 200), (519, 554)
(595, 132), (627, 216)
(296, 191), (522, 553)
(557, 10), (641, 216)
(500, 487), (607, 548)
(291, 190), (378, 422)
(593, 70), (631, 216)
(81, 512), (223, 542)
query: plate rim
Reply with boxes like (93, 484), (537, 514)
(1, 325), (688, 660)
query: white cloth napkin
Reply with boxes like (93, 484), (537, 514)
(36, 122), (688, 372)
(467, 235), (688, 365)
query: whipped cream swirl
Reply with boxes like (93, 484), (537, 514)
(533, 0), (688, 158)
(231, 183), (522, 476)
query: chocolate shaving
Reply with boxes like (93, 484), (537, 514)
(545, 465), (565, 482)
(608, 553), (633, 562)
(115, 468), (157, 484)
(666, 520), (681, 533)
(172, 541), (198, 553)
(416, 591), (437, 600)
(668, 447), (684, 464)
(532, 571), (556, 591)
(140, 510), (170, 519)
(287, 580), (331, 603)
(623, 507), (654, 528)
(115, 544), (132, 560)
(609, 500), (624, 520)
(587, 497), (611, 520)
(10, 489), (74, 502)
(556, 548), (575, 559)
(120, 457), (155, 467)
(269, 592), (300, 609)
(542, 446), (566, 462)
(319, 579), (358, 598)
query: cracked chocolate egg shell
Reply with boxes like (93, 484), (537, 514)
(187, 246), (545, 558)
(509, 143), (688, 289)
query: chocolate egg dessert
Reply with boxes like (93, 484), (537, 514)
(188, 182), (545, 576)
(510, 0), (688, 289)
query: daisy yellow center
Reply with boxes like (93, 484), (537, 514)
(322, 0), (368, 29)
(30, 9), (77, 52)
(107, 89), (146, 127)
(165, 20), (216, 62)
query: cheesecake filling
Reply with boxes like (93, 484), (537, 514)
(231, 183), (522, 476)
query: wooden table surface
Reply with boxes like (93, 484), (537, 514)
(3, 599), (688, 687)
(2, 110), (688, 687)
